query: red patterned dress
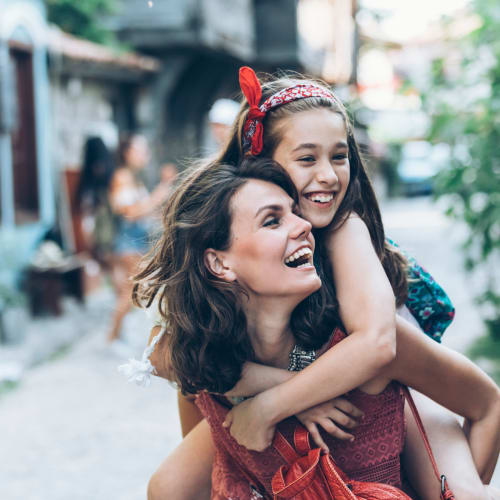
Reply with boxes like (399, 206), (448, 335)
(196, 329), (406, 499)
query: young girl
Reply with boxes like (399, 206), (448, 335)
(137, 68), (493, 498)
(133, 157), (499, 499)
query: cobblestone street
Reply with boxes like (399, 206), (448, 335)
(0, 299), (181, 500)
(0, 197), (498, 500)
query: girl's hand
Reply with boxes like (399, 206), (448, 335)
(296, 397), (363, 453)
(223, 397), (276, 452)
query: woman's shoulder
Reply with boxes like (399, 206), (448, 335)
(109, 168), (138, 203)
(111, 167), (134, 186)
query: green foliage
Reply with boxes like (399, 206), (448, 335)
(425, 0), (500, 338)
(46, 0), (118, 45)
(467, 334), (500, 384)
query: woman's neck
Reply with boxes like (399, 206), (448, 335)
(244, 298), (296, 370)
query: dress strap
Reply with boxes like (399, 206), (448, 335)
(118, 324), (167, 387)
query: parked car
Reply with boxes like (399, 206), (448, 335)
(397, 141), (450, 196)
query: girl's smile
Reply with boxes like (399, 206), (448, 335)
(272, 108), (350, 229)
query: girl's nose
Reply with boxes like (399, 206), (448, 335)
(316, 158), (338, 185)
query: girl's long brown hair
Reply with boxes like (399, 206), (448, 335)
(133, 157), (340, 394)
(215, 73), (408, 306)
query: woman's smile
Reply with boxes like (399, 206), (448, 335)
(222, 179), (321, 298)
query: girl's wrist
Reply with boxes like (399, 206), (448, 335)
(254, 388), (283, 426)
(254, 384), (291, 426)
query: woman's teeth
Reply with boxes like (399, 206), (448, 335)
(307, 193), (334, 203)
(285, 247), (313, 267)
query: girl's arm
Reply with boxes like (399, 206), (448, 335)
(148, 326), (361, 445)
(386, 315), (500, 481)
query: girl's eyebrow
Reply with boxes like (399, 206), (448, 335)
(292, 143), (317, 152)
(292, 141), (348, 153)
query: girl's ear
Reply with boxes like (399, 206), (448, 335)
(204, 249), (237, 282)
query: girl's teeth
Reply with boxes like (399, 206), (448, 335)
(309, 194), (333, 203)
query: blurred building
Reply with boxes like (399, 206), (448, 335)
(0, 0), (358, 292)
(356, 4), (478, 142)
(0, 0), (53, 290)
(0, 0), (161, 286)
(113, 0), (358, 162)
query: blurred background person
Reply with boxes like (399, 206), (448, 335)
(207, 98), (240, 150)
(107, 134), (176, 353)
(77, 136), (116, 268)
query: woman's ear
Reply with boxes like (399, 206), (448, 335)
(204, 249), (237, 282)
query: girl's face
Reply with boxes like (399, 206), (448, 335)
(220, 179), (321, 300)
(272, 108), (350, 229)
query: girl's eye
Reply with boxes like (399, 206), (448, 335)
(332, 153), (348, 162)
(298, 156), (315, 163)
(263, 216), (280, 227)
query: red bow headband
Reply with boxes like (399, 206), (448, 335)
(239, 66), (337, 155)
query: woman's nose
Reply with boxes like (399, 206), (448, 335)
(291, 213), (312, 240)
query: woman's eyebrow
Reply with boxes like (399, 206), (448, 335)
(255, 199), (294, 217)
(255, 204), (283, 217)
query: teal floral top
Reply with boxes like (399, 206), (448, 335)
(390, 239), (455, 343)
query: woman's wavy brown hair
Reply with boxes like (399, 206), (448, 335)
(133, 157), (340, 394)
(215, 72), (408, 306)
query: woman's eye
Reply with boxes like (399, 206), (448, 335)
(263, 217), (280, 227)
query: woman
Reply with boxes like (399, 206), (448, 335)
(143, 68), (491, 499)
(134, 157), (500, 499)
(107, 134), (176, 349)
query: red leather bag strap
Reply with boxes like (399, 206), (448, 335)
(294, 426), (312, 455)
(402, 386), (455, 499)
(273, 430), (300, 464)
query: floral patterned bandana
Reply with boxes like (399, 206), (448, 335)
(239, 66), (338, 155)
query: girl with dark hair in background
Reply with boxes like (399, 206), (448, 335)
(77, 136), (116, 264)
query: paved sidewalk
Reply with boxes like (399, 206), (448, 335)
(0, 301), (181, 500)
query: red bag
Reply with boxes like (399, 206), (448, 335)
(270, 387), (455, 500)
(271, 426), (411, 499)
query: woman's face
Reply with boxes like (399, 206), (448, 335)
(125, 136), (150, 171)
(221, 179), (321, 300)
(272, 108), (350, 229)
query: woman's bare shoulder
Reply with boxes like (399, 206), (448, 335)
(148, 325), (174, 380)
(111, 167), (134, 187)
